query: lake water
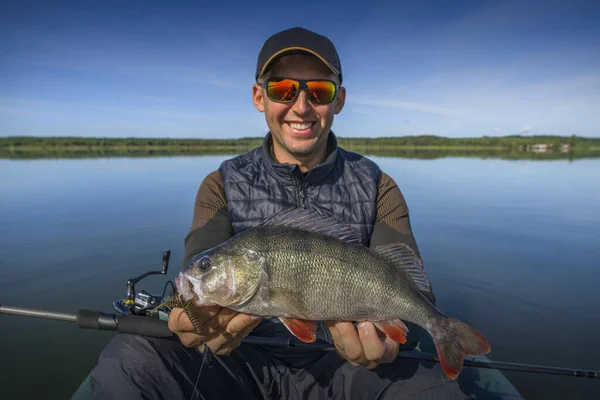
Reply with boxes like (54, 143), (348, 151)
(1, 154), (599, 400)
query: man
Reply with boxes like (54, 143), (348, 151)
(89, 27), (468, 399)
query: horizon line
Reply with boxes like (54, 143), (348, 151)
(2, 134), (598, 140)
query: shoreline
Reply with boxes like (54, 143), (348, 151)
(2, 135), (599, 160)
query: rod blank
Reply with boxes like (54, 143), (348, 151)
(241, 336), (600, 379)
(400, 350), (600, 379)
(0, 305), (77, 322)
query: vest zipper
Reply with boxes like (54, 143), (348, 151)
(295, 175), (308, 209)
(299, 182), (307, 208)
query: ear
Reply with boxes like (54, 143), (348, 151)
(252, 84), (266, 113)
(334, 86), (346, 115)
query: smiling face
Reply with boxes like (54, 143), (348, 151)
(252, 54), (346, 171)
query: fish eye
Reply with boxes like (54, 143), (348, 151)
(199, 256), (211, 271)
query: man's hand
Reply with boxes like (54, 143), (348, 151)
(326, 321), (399, 369)
(168, 305), (262, 355)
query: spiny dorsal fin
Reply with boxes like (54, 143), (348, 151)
(373, 243), (431, 293)
(260, 208), (362, 244)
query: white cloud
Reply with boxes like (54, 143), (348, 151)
(348, 98), (469, 118)
(520, 126), (533, 134)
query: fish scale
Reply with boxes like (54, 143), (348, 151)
(226, 226), (434, 324)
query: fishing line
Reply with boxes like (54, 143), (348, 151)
(191, 345), (213, 400)
(161, 280), (176, 300)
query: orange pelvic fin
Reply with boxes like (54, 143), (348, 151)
(373, 319), (409, 344)
(279, 317), (317, 343)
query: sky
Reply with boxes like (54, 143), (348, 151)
(1, 0), (599, 139)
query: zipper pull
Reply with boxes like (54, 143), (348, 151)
(299, 191), (306, 208)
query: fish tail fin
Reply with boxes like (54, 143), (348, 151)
(429, 316), (491, 380)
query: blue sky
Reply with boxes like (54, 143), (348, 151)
(1, 0), (599, 139)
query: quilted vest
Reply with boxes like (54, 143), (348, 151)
(219, 132), (380, 246)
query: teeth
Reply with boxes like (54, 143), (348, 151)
(289, 122), (313, 130)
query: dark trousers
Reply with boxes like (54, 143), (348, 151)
(89, 333), (497, 400)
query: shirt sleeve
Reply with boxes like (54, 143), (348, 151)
(370, 172), (421, 256)
(370, 171), (437, 350)
(183, 170), (233, 266)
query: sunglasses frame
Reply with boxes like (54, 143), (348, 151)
(261, 77), (339, 105)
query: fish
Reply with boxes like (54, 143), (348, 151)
(164, 208), (491, 380)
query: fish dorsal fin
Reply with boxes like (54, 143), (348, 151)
(373, 243), (431, 293)
(260, 208), (362, 244)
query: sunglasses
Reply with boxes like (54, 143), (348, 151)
(261, 77), (338, 105)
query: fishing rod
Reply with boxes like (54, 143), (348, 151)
(0, 304), (173, 337)
(241, 336), (600, 379)
(2, 250), (598, 379)
(2, 304), (599, 379)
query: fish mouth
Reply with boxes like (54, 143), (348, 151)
(187, 279), (196, 296)
(184, 279), (199, 302)
(175, 272), (199, 302)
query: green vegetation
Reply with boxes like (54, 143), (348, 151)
(0, 136), (264, 151)
(337, 134), (600, 150)
(1, 135), (599, 161)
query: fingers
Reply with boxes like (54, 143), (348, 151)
(199, 308), (239, 337)
(327, 321), (399, 370)
(205, 313), (263, 355)
(168, 305), (221, 334)
(332, 321), (368, 367)
(169, 305), (263, 356)
(381, 336), (400, 364)
(357, 322), (386, 363)
(168, 308), (210, 348)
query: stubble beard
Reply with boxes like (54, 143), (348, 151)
(274, 129), (329, 164)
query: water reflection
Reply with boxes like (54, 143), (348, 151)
(2, 147), (600, 161)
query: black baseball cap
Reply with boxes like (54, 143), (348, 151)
(255, 27), (343, 84)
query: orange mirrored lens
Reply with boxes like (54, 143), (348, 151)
(306, 81), (336, 104)
(267, 79), (299, 102)
(266, 79), (336, 104)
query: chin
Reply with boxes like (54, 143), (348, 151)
(285, 136), (322, 151)
(288, 144), (319, 157)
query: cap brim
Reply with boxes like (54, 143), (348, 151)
(258, 46), (340, 80)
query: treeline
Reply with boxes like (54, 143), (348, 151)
(0, 136), (264, 149)
(4, 147), (600, 161)
(337, 134), (599, 149)
(2, 134), (599, 150)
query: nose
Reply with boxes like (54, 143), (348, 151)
(290, 88), (311, 115)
